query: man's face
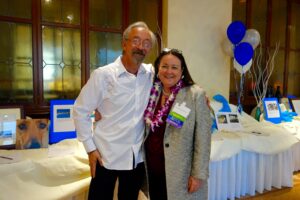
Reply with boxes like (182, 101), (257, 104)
(122, 27), (152, 64)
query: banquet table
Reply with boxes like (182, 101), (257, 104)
(0, 139), (148, 200)
(0, 139), (90, 200)
(209, 140), (299, 200)
(1, 107), (300, 200)
(208, 108), (300, 200)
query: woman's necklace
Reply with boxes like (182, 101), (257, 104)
(162, 89), (170, 105)
(144, 79), (184, 131)
(162, 89), (171, 96)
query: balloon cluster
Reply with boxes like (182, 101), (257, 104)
(222, 21), (260, 74)
(223, 21), (261, 114)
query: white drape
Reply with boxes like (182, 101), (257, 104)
(209, 143), (300, 200)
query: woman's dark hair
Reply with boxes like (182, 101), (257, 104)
(154, 48), (195, 86)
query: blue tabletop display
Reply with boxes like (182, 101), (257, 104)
(210, 94), (232, 133)
(280, 111), (297, 122)
(213, 94), (232, 112)
(262, 98), (282, 124)
(49, 100), (76, 144)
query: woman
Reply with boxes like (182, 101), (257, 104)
(143, 48), (211, 200)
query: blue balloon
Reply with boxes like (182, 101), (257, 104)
(227, 21), (246, 44)
(234, 42), (254, 66)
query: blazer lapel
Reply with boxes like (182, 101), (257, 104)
(165, 87), (187, 132)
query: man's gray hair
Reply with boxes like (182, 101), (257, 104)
(123, 21), (156, 45)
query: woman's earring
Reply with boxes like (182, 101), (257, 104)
(181, 75), (185, 79)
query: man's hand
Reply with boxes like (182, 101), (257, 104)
(88, 150), (103, 178)
(94, 109), (102, 122)
(187, 176), (203, 193)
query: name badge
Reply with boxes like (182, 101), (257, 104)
(167, 102), (191, 128)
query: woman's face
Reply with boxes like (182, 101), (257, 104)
(158, 54), (183, 89)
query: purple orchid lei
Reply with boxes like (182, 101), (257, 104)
(144, 79), (184, 131)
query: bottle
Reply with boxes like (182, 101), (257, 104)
(266, 86), (274, 98)
(274, 86), (282, 103)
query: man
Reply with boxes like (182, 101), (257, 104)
(73, 21), (156, 200)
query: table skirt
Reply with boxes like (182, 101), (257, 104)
(208, 145), (297, 200)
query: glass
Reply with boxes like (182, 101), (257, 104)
(42, 0), (80, 24)
(0, 22), (33, 103)
(0, 0), (31, 19)
(42, 26), (81, 101)
(162, 48), (182, 54)
(270, 0), (286, 48)
(89, 31), (122, 72)
(128, 37), (152, 50)
(251, 0), (267, 47)
(287, 51), (300, 96)
(290, 1), (300, 49)
(42, 26), (62, 65)
(89, 0), (122, 28)
(63, 30), (81, 66)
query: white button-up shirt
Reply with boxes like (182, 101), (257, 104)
(73, 56), (154, 170)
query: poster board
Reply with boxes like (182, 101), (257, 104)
(49, 100), (76, 144)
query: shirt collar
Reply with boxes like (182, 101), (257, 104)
(115, 56), (147, 77)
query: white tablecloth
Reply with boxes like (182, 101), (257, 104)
(1, 105), (300, 200)
(208, 103), (300, 200)
(209, 145), (298, 200)
(0, 139), (90, 200)
(0, 139), (148, 200)
(292, 142), (300, 172)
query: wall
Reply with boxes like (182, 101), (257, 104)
(163, 0), (232, 99)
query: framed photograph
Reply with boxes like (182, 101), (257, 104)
(15, 119), (49, 149)
(280, 97), (291, 112)
(49, 100), (76, 144)
(289, 98), (300, 115)
(215, 112), (243, 131)
(0, 106), (24, 149)
(262, 98), (281, 124)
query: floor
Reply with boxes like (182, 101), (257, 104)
(114, 172), (300, 200)
(238, 172), (300, 200)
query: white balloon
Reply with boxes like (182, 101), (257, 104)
(222, 37), (234, 57)
(233, 58), (252, 74)
(241, 29), (260, 49)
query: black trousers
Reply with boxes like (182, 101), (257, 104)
(88, 162), (145, 200)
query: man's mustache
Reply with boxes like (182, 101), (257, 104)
(132, 49), (145, 56)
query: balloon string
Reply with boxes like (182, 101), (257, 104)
(237, 73), (244, 114)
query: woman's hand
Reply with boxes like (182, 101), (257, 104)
(88, 150), (103, 178)
(187, 176), (203, 193)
